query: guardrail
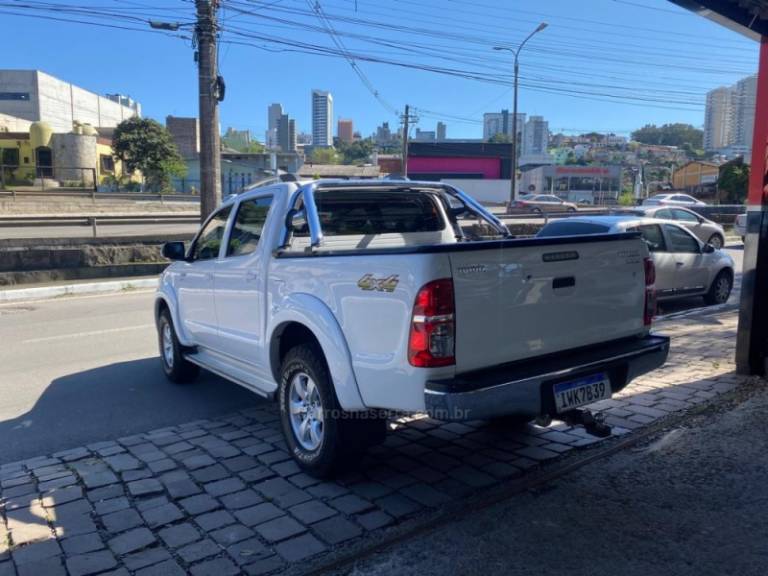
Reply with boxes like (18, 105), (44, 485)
(0, 213), (200, 238)
(0, 189), (199, 202)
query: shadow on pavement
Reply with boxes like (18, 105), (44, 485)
(0, 357), (260, 465)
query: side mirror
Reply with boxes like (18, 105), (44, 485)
(162, 241), (187, 261)
(703, 243), (716, 254)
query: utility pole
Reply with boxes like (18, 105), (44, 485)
(401, 104), (410, 178)
(195, 0), (222, 221)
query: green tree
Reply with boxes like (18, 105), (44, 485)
(336, 138), (375, 164)
(631, 123), (703, 149)
(718, 163), (750, 204)
(243, 141), (266, 154)
(112, 117), (185, 192)
(488, 133), (510, 143)
(618, 192), (636, 206)
(310, 147), (341, 164)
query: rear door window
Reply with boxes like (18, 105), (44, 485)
(672, 209), (699, 223)
(654, 208), (674, 220)
(226, 196), (273, 257)
(308, 190), (445, 236)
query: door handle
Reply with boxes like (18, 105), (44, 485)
(245, 270), (258, 281)
(205, 272), (214, 281)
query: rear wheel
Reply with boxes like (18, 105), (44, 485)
(157, 309), (199, 383)
(704, 270), (733, 305)
(532, 207), (543, 215)
(279, 344), (384, 477)
(707, 234), (724, 250)
(567, 207), (577, 213)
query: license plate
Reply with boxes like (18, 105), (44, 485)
(553, 373), (611, 413)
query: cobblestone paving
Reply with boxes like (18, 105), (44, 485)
(0, 310), (743, 575)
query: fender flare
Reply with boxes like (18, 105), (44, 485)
(154, 288), (194, 347)
(268, 293), (366, 412)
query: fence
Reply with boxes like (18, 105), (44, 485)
(1, 164), (98, 193)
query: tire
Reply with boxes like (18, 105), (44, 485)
(157, 309), (199, 384)
(704, 270), (733, 306)
(567, 207), (577, 213)
(280, 344), (366, 477)
(532, 207), (543, 215)
(707, 234), (724, 250)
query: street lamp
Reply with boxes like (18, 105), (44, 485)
(494, 22), (548, 211)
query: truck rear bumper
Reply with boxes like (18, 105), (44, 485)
(424, 335), (670, 421)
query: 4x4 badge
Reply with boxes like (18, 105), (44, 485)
(358, 274), (399, 293)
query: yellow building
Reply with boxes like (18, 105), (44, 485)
(671, 161), (721, 197)
(0, 121), (133, 188)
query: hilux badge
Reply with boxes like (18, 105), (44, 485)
(358, 274), (399, 293)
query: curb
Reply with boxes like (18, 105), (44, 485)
(0, 277), (159, 303)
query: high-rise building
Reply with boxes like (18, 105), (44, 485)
(436, 121), (447, 141)
(413, 129), (436, 141)
(375, 122), (393, 145)
(277, 114), (296, 152)
(733, 74), (757, 150)
(522, 116), (549, 155)
(312, 90), (333, 147)
(704, 87), (733, 151)
(222, 127), (251, 151)
(483, 110), (526, 141)
(166, 116), (199, 158)
(266, 103), (282, 148)
(337, 119), (354, 143)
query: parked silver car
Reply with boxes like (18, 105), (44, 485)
(536, 216), (734, 305)
(643, 193), (706, 207)
(510, 194), (579, 214)
(631, 206), (726, 249)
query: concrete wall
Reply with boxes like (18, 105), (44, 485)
(0, 71), (139, 133)
(441, 179), (511, 204)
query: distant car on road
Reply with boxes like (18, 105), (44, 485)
(643, 193), (706, 207)
(629, 206), (726, 249)
(536, 215), (734, 306)
(510, 194), (578, 214)
(734, 213), (747, 243)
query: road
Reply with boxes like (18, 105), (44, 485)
(0, 222), (198, 239)
(0, 290), (259, 465)
(0, 245), (743, 465)
(338, 381), (767, 576)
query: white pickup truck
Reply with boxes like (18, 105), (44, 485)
(156, 179), (669, 476)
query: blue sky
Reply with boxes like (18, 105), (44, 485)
(2, 0), (760, 140)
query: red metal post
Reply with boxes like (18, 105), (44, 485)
(736, 37), (768, 374)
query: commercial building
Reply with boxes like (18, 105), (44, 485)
(0, 70), (141, 133)
(166, 116), (200, 159)
(277, 114), (296, 152)
(222, 127), (251, 151)
(520, 115), (551, 165)
(266, 103), (282, 148)
(671, 160), (721, 197)
(483, 110), (525, 141)
(0, 120), (134, 189)
(703, 74), (757, 155)
(519, 165), (623, 204)
(436, 121), (447, 141)
(337, 118), (353, 143)
(407, 141), (513, 180)
(311, 90), (333, 147)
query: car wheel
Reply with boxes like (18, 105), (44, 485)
(157, 309), (199, 383)
(280, 344), (382, 477)
(707, 234), (724, 250)
(532, 207), (543, 215)
(704, 270), (733, 305)
(567, 207), (577, 213)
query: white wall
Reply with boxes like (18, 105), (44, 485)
(441, 179), (511, 205)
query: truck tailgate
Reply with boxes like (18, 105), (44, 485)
(450, 235), (648, 373)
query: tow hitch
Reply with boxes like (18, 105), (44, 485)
(562, 409), (612, 438)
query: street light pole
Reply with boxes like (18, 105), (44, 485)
(494, 22), (547, 211)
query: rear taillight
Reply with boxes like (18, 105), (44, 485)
(644, 257), (656, 326)
(408, 278), (455, 367)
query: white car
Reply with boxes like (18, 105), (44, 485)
(537, 216), (734, 305)
(643, 193), (706, 207)
(156, 179), (669, 475)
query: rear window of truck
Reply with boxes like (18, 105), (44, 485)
(301, 191), (445, 236)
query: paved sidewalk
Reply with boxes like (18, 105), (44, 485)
(0, 310), (744, 576)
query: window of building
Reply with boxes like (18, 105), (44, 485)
(100, 154), (115, 173)
(2, 148), (20, 168)
(227, 196), (273, 257)
(0, 92), (30, 101)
